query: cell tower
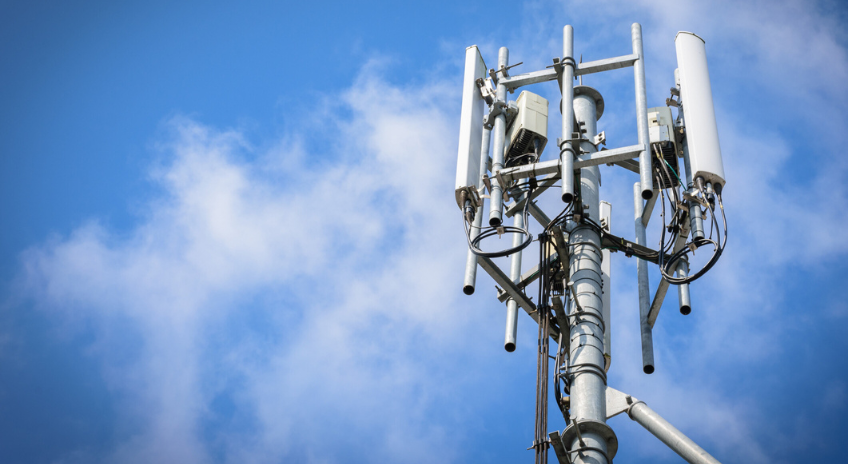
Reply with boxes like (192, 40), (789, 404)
(455, 24), (727, 464)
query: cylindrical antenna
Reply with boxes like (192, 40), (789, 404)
(676, 32), (725, 189)
(488, 47), (509, 226)
(632, 23), (654, 201)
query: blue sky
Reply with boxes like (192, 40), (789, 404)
(2, 1), (848, 463)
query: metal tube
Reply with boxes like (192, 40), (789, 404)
(628, 402), (722, 464)
(504, 210), (524, 352)
(682, 138), (705, 240)
(463, 126), (493, 295)
(600, 201), (612, 372)
(632, 23), (654, 201)
(489, 47), (509, 226)
(647, 230), (689, 327)
(566, 89), (612, 464)
(561, 26), (576, 203)
(634, 182), (654, 374)
(677, 259), (691, 315)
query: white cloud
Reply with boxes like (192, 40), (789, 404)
(20, 65), (491, 463)
(14, 1), (848, 463)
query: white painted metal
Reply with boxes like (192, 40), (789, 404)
(675, 32), (725, 187)
(455, 46), (487, 207)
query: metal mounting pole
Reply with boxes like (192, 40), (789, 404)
(632, 23), (654, 201)
(560, 26), (576, 203)
(677, 259), (691, 314)
(634, 182), (655, 374)
(504, 210), (524, 352)
(561, 87), (616, 464)
(489, 47), (509, 226)
(463, 125), (493, 295)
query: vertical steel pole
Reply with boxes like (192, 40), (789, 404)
(634, 182), (655, 374)
(632, 23), (654, 201)
(504, 210), (524, 352)
(600, 201), (612, 372)
(560, 26), (576, 203)
(463, 126), (493, 295)
(677, 259), (692, 315)
(489, 47), (509, 226)
(564, 89), (615, 464)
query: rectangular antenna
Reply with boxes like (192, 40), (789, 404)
(455, 45), (487, 207)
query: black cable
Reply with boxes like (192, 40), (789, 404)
(658, 182), (727, 284)
(463, 185), (534, 258)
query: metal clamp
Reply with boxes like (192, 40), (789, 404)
(483, 100), (507, 130)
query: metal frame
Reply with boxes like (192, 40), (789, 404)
(458, 23), (723, 464)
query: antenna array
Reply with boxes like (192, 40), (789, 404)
(455, 24), (727, 464)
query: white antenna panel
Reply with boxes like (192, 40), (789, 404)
(455, 46), (487, 207)
(675, 32), (726, 187)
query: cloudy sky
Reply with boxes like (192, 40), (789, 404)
(2, 1), (847, 463)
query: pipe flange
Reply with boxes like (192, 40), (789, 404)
(561, 419), (618, 460)
(573, 86), (605, 120)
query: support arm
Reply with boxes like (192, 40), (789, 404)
(605, 387), (722, 464)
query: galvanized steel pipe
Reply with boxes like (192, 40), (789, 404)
(634, 182), (655, 374)
(489, 47), (509, 226)
(561, 25), (576, 203)
(632, 23), (654, 201)
(677, 259), (691, 314)
(463, 126), (493, 295)
(504, 211), (524, 352)
(628, 402), (721, 464)
(566, 88), (612, 464)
